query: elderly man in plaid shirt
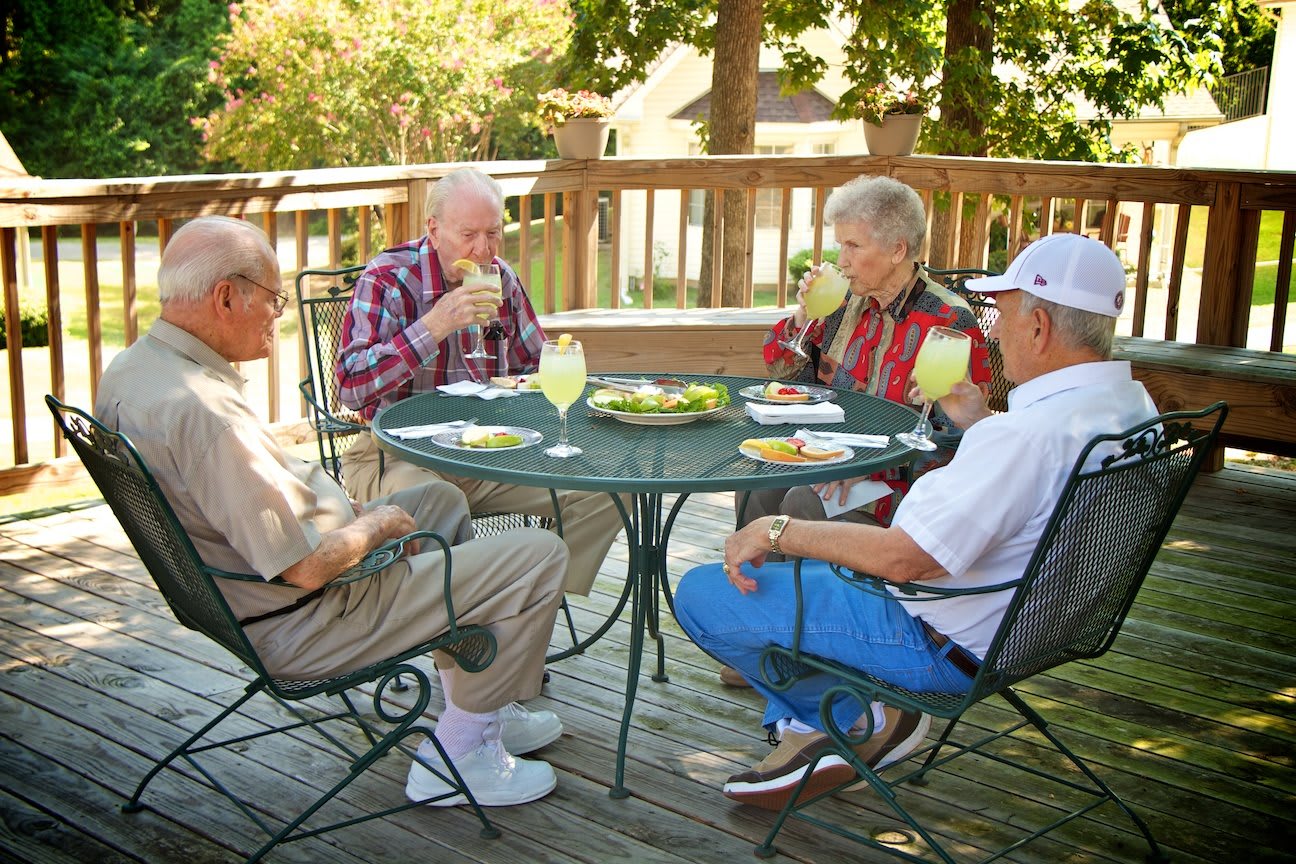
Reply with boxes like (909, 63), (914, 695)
(335, 167), (624, 596)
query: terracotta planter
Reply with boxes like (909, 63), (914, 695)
(863, 113), (922, 156)
(552, 118), (611, 159)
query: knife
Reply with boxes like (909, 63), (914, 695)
(587, 376), (687, 396)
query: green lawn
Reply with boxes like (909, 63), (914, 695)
(1185, 208), (1290, 304)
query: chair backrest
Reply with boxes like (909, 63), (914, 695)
(970, 401), (1228, 699)
(295, 265), (366, 481)
(923, 265), (1010, 413)
(47, 396), (264, 673)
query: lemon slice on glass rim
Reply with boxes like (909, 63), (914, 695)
(453, 258), (480, 276)
(557, 332), (573, 354)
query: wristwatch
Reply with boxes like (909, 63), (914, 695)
(768, 515), (791, 555)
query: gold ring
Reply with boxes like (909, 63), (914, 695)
(722, 562), (731, 575)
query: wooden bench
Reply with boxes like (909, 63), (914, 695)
(539, 309), (1296, 468)
(1113, 337), (1296, 459)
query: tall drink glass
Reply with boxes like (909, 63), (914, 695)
(779, 262), (849, 358)
(894, 326), (973, 451)
(465, 263), (503, 362)
(539, 338), (587, 458)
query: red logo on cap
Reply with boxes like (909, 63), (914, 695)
(1033, 274), (1047, 286)
(1114, 290), (1125, 311)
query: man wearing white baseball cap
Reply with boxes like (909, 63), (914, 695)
(672, 232), (1162, 812)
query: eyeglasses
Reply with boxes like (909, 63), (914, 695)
(234, 273), (288, 314)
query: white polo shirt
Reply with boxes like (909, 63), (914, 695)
(891, 361), (1158, 658)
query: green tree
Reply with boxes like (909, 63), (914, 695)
(1163, 0), (1274, 75)
(565, 0), (1225, 163)
(199, 0), (571, 170)
(0, 0), (228, 178)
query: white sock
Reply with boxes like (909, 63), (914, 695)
(780, 718), (817, 738)
(848, 701), (888, 736)
(435, 697), (497, 760)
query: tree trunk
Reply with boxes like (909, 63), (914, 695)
(696, 0), (762, 307)
(929, 0), (995, 267)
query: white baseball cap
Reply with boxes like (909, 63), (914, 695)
(966, 233), (1127, 317)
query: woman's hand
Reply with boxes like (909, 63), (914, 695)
(812, 476), (866, 507)
(791, 265), (823, 330)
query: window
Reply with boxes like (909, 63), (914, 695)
(754, 144), (793, 229)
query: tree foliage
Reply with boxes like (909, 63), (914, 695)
(0, 0), (228, 178)
(199, 0), (572, 171)
(564, 0), (1227, 162)
(1163, 0), (1274, 75)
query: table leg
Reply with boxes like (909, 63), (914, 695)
(610, 491), (692, 799)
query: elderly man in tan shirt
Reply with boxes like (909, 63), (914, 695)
(95, 215), (567, 809)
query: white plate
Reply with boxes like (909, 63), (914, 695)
(739, 437), (855, 466)
(739, 383), (837, 405)
(430, 426), (542, 450)
(586, 397), (725, 426)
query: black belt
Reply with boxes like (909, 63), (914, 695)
(238, 586), (328, 627)
(921, 620), (981, 679)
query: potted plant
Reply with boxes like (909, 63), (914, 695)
(855, 83), (927, 156)
(537, 87), (614, 159)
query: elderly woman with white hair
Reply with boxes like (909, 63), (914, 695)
(731, 176), (991, 656)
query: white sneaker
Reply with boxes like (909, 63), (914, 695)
(497, 702), (563, 755)
(405, 739), (557, 807)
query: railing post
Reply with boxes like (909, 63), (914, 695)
(1197, 181), (1247, 347)
(2, 227), (26, 465)
(565, 182), (598, 309)
(404, 180), (428, 246)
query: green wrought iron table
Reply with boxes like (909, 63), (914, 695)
(372, 374), (919, 798)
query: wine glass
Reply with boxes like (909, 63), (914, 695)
(779, 262), (850, 358)
(539, 338), (587, 458)
(895, 326), (973, 452)
(465, 263), (503, 362)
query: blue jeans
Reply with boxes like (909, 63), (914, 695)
(674, 560), (974, 734)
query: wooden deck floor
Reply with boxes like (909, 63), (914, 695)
(1, 466), (1293, 864)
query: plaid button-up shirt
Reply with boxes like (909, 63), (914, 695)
(336, 236), (546, 421)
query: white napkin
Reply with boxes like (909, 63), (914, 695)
(436, 380), (517, 400)
(820, 480), (893, 518)
(385, 421), (471, 441)
(796, 429), (890, 449)
(746, 401), (845, 425)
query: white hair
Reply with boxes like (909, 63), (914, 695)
(424, 167), (504, 221)
(157, 216), (276, 305)
(823, 175), (927, 262)
(1019, 290), (1116, 358)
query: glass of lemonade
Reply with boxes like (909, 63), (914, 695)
(895, 326), (973, 451)
(539, 337), (587, 458)
(465, 263), (503, 361)
(779, 262), (850, 358)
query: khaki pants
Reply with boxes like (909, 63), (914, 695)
(343, 431), (625, 595)
(247, 482), (567, 712)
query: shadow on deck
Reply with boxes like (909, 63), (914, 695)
(1, 466), (1292, 864)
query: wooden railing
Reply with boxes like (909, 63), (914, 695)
(3, 155), (1294, 493)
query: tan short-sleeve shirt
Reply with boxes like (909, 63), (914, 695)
(95, 320), (354, 621)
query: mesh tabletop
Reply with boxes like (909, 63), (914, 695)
(373, 375), (920, 494)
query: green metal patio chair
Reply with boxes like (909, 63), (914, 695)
(294, 266), (579, 656)
(754, 400), (1228, 864)
(923, 265), (1010, 413)
(47, 396), (501, 863)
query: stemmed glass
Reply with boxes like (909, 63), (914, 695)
(465, 263), (503, 361)
(538, 338), (587, 458)
(894, 326), (973, 452)
(779, 262), (850, 358)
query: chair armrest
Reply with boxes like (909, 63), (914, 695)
(299, 379), (366, 436)
(205, 530), (447, 589)
(829, 561), (1022, 600)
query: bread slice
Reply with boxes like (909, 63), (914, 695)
(489, 376), (518, 389)
(799, 444), (845, 460)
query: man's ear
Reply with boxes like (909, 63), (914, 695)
(426, 216), (440, 246)
(211, 278), (240, 321)
(1028, 305), (1052, 354)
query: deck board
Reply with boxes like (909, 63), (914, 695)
(2, 467), (1293, 864)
